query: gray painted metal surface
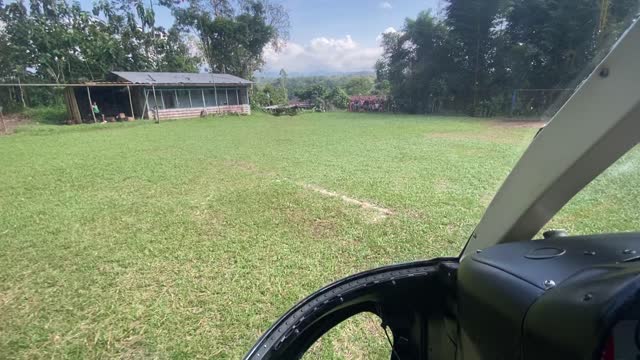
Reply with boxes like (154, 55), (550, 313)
(463, 19), (640, 256)
(111, 71), (252, 85)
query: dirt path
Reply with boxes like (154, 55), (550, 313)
(0, 113), (30, 135)
(300, 183), (394, 222)
(223, 160), (394, 222)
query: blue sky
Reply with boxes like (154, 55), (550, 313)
(75, 0), (440, 73)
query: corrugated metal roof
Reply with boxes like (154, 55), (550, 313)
(111, 71), (252, 85)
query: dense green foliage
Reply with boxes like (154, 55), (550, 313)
(167, 0), (289, 79)
(0, 0), (199, 111)
(343, 77), (374, 96)
(377, 0), (638, 116)
(252, 83), (288, 107)
(257, 73), (376, 97)
(2, 113), (639, 357)
(253, 72), (359, 109)
(0, 0), (288, 111)
(0, 0), (198, 82)
(253, 73), (376, 109)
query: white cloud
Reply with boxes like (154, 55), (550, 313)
(376, 27), (398, 42)
(379, 1), (392, 9)
(263, 35), (383, 73)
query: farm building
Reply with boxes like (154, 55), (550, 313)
(63, 71), (252, 123)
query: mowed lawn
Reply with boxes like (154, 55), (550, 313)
(1, 111), (639, 359)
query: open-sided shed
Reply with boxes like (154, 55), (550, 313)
(64, 71), (252, 123)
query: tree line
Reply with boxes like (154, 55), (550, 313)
(253, 71), (378, 109)
(0, 0), (288, 111)
(375, 0), (638, 116)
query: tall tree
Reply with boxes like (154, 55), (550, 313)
(279, 68), (288, 100)
(376, 0), (637, 115)
(344, 77), (374, 96)
(0, 0), (198, 85)
(377, 11), (451, 113)
(92, 0), (199, 73)
(169, 0), (289, 78)
(445, 0), (501, 113)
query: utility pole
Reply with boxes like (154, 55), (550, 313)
(0, 106), (6, 134)
(86, 87), (97, 123)
(17, 78), (27, 108)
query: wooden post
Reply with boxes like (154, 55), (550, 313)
(201, 89), (207, 108)
(225, 88), (229, 106)
(142, 89), (149, 119)
(86, 86), (97, 123)
(188, 89), (193, 107)
(17, 78), (27, 108)
(151, 85), (159, 123)
(245, 87), (250, 114)
(213, 82), (218, 114)
(127, 85), (135, 119)
(0, 106), (6, 134)
(235, 88), (239, 105)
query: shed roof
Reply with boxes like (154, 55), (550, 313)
(110, 71), (252, 86)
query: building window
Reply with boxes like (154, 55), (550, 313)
(163, 90), (178, 109)
(147, 89), (165, 109)
(176, 90), (191, 108)
(191, 90), (205, 107)
(205, 89), (217, 106)
(239, 88), (248, 105)
(228, 89), (239, 105)
(216, 89), (227, 105)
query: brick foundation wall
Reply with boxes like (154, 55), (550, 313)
(151, 105), (251, 120)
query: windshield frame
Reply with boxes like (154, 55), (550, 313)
(463, 19), (640, 256)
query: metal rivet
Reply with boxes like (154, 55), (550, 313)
(584, 250), (596, 256)
(543, 280), (556, 289)
(583, 293), (593, 301)
(599, 67), (610, 77)
(623, 249), (636, 255)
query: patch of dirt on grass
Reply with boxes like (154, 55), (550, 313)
(222, 159), (277, 178)
(0, 113), (30, 135)
(479, 192), (495, 208)
(434, 178), (450, 192)
(361, 313), (383, 335)
(192, 209), (227, 238)
(221, 159), (394, 222)
(301, 183), (393, 222)
(426, 120), (544, 144)
(425, 130), (518, 144)
(493, 119), (547, 128)
(303, 313), (387, 359)
(332, 313), (386, 360)
(311, 218), (338, 238)
(0, 289), (15, 307)
(223, 159), (259, 173)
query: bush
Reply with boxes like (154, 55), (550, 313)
(22, 105), (68, 125)
(325, 88), (349, 109)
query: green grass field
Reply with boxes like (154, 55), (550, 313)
(1, 111), (639, 359)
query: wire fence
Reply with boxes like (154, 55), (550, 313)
(509, 89), (575, 119)
(0, 85), (64, 113)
